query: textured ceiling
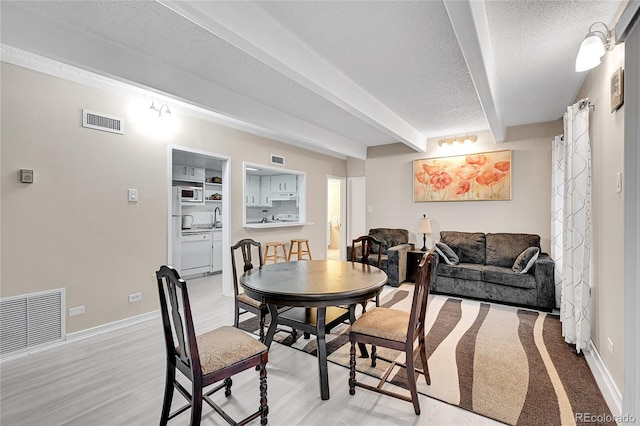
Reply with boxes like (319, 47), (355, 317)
(0, 0), (623, 159)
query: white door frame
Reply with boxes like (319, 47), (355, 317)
(167, 145), (233, 296)
(326, 176), (347, 260)
(347, 177), (367, 243)
(621, 7), (640, 419)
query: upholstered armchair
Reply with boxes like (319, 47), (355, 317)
(347, 228), (414, 286)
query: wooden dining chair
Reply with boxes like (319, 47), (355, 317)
(156, 265), (268, 426)
(351, 235), (383, 309)
(231, 239), (269, 342)
(348, 250), (435, 415)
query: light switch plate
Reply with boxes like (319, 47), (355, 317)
(128, 188), (138, 202)
(20, 169), (34, 183)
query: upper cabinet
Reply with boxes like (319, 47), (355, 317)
(173, 164), (205, 182)
(259, 176), (272, 206)
(270, 174), (297, 193)
(246, 175), (260, 206)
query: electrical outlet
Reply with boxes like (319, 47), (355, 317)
(69, 306), (85, 316)
(128, 293), (142, 303)
(607, 338), (614, 355)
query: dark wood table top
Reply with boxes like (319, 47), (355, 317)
(240, 259), (388, 307)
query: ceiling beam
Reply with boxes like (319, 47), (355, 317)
(160, 0), (427, 152)
(443, 0), (506, 142)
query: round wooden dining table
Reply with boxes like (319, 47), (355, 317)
(240, 259), (388, 400)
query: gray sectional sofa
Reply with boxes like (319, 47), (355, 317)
(432, 231), (555, 311)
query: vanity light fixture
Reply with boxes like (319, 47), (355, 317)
(575, 22), (613, 72)
(150, 101), (171, 117)
(438, 135), (477, 146)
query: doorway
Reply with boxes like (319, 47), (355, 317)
(326, 177), (346, 260)
(167, 145), (233, 296)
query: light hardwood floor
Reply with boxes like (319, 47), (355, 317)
(0, 274), (500, 426)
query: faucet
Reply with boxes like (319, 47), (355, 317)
(214, 207), (222, 228)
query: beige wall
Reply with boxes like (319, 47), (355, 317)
(575, 42), (626, 390)
(0, 63), (346, 333)
(364, 123), (560, 251)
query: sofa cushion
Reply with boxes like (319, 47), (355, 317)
(483, 265), (537, 289)
(435, 242), (460, 265)
(440, 232), (486, 264)
(486, 233), (540, 267)
(437, 263), (483, 281)
(368, 228), (409, 254)
(512, 247), (540, 273)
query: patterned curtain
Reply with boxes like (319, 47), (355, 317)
(551, 135), (564, 309)
(552, 99), (592, 353)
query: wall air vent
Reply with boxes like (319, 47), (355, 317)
(82, 109), (124, 134)
(0, 289), (65, 358)
(270, 154), (285, 166)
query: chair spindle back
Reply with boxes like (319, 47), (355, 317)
(407, 251), (435, 343)
(231, 239), (263, 297)
(156, 265), (200, 374)
(351, 235), (383, 268)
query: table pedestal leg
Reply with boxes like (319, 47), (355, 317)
(316, 307), (329, 400)
(265, 304), (279, 348)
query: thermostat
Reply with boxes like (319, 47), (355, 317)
(20, 169), (34, 184)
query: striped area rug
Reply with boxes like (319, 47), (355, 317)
(239, 285), (613, 425)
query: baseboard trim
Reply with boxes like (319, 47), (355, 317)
(586, 339), (623, 417)
(0, 310), (160, 363)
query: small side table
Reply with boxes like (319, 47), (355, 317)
(407, 250), (428, 283)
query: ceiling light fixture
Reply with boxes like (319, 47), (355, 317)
(438, 135), (477, 147)
(575, 22), (613, 72)
(150, 101), (171, 117)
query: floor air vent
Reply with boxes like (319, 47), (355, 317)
(0, 289), (65, 357)
(82, 109), (124, 134)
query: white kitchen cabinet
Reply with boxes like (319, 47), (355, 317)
(173, 164), (205, 182)
(270, 174), (297, 193)
(246, 175), (260, 206)
(211, 231), (222, 273)
(259, 176), (272, 206)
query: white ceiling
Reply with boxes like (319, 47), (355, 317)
(0, 0), (622, 159)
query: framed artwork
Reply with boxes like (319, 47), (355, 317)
(413, 150), (511, 202)
(611, 67), (624, 112)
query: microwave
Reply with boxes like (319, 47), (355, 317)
(179, 186), (204, 203)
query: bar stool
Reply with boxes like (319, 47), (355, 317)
(264, 242), (288, 264)
(288, 239), (312, 261)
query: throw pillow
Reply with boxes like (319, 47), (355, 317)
(435, 242), (459, 265)
(512, 247), (540, 273)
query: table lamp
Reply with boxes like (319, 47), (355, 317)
(419, 214), (432, 251)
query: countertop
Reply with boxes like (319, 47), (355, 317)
(244, 222), (313, 229)
(181, 226), (222, 233)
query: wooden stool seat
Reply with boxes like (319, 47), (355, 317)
(288, 239), (312, 261)
(264, 242), (288, 264)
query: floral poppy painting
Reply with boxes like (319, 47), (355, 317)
(413, 150), (511, 202)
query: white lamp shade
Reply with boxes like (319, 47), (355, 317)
(575, 34), (605, 72)
(419, 218), (432, 234)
